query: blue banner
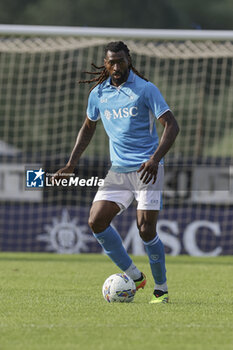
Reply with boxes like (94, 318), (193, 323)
(0, 204), (232, 256)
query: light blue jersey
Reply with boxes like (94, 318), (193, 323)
(87, 70), (170, 172)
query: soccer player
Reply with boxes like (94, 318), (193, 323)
(55, 41), (179, 304)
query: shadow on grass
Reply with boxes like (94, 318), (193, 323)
(0, 253), (106, 264)
(0, 253), (232, 266)
(165, 257), (233, 266)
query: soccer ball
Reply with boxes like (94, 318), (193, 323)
(102, 273), (136, 303)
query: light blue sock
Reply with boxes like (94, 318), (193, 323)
(143, 234), (167, 285)
(93, 226), (132, 271)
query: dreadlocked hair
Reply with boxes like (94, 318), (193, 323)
(78, 41), (148, 92)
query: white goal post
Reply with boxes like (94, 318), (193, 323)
(0, 24), (233, 40)
(0, 25), (232, 256)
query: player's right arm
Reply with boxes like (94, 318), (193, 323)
(53, 117), (97, 178)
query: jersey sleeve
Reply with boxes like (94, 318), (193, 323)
(86, 89), (101, 121)
(144, 82), (170, 119)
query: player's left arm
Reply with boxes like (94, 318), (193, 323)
(138, 110), (179, 184)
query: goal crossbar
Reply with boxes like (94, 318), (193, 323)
(0, 24), (233, 41)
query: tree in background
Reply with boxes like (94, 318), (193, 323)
(0, 0), (232, 29)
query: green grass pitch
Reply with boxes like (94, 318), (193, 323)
(0, 253), (232, 350)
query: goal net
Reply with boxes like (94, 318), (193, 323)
(0, 27), (232, 255)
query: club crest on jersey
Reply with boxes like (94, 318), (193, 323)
(100, 97), (108, 103)
(104, 107), (138, 120)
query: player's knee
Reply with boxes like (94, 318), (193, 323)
(137, 222), (156, 242)
(88, 213), (108, 233)
(88, 215), (101, 233)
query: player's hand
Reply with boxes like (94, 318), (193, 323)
(137, 159), (159, 184)
(51, 164), (75, 183)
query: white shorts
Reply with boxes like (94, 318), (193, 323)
(93, 165), (164, 213)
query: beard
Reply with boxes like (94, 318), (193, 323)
(111, 69), (129, 86)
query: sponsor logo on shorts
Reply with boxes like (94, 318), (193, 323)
(150, 254), (159, 261)
(150, 199), (158, 204)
